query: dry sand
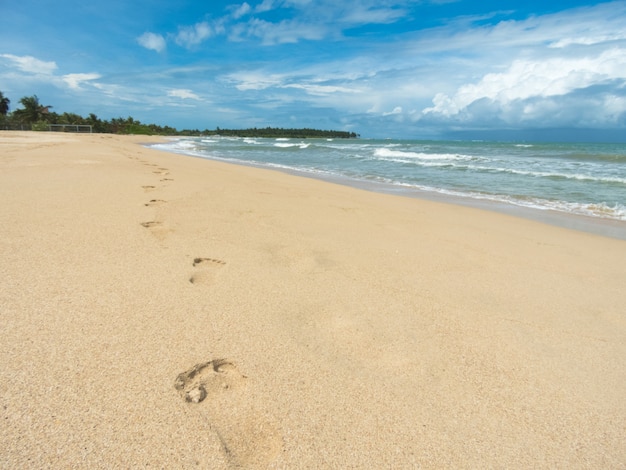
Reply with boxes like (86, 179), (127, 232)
(1, 131), (625, 468)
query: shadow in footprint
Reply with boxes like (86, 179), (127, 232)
(140, 221), (162, 228)
(175, 360), (282, 468)
(144, 199), (166, 207)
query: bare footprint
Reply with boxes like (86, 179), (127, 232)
(140, 220), (170, 241)
(144, 199), (166, 207)
(142, 185), (156, 192)
(193, 257), (226, 267)
(140, 221), (162, 228)
(174, 359), (246, 403)
(175, 360), (282, 467)
(189, 257), (226, 284)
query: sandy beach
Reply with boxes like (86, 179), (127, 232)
(1, 131), (625, 468)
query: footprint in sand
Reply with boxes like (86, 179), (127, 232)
(189, 257), (226, 285)
(142, 185), (156, 192)
(140, 221), (162, 228)
(175, 360), (282, 467)
(174, 359), (246, 403)
(161, 178), (174, 182)
(140, 220), (170, 241)
(144, 199), (166, 207)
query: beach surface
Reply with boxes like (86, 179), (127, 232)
(1, 131), (625, 468)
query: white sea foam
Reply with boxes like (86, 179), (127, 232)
(464, 165), (626, 184)
(274, 142), (310, 149)
(173, 140), (196, 149)
(374, 148), (472, 160)
(385, 180), (626, 221)
(152, 139), (197, 152)
(147, 138), (626, 227)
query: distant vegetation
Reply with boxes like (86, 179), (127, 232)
(0, 92), (359, 138)
(206, 127), (358, 139)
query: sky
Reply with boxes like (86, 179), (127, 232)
(1, 0), (626, 140)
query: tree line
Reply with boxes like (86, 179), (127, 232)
(207, 127), (358, 139)
(0, 92), (358, 138)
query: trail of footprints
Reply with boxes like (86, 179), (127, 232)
(139, 159), (171, 236)
(136, 156), (227, 284)
(133, 153), (282, 466)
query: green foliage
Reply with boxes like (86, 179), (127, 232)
(0, 90), (359, 138)
(202, 126), (359, 139)
(0, 91), (9, 116)
(12, 95), (52, 124)
(31, 121), (50, 131)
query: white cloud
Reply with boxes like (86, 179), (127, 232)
(423, 48), (626, 118)
(63, 73), (101, 90)
(383, 106), (402, 116)
(232, 2), (252, 19)
(175, 22), (213, 47)
(240, 18), (327, 45)
(255, 0), (275, 13)
(0, 54), (57, 74)
(225, 0), (414, 45)
(284, 83), (359, 95)
(168, 89), (202, 100)
(227, 71), (286, 90)
(340, 4), (407, 25)
(137, 32), (166, 52)
(550, 33), (626, 48)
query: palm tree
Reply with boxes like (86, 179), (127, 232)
(13, 95), (52, 124)
(0, 91), (10, 117)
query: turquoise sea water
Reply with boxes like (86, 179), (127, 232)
(151, 137), (626, 238)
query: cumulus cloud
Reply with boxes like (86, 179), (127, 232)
(0, 54), (57, 74)
(422, 48), (626, 122)
(62, 73), (102, 90)
(175, 22), (213, 47)
(137, 32), (166, 52)
(168, 89), (202, 100)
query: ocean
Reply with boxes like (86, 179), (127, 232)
(151, 137), (626, 239)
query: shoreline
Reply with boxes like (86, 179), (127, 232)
(2, 132), (625, 468)
(149, 139), (626, 241)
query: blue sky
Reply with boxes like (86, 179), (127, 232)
(2, 0), (626, 139)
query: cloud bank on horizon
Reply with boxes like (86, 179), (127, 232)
(1, 0), (626, 139)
